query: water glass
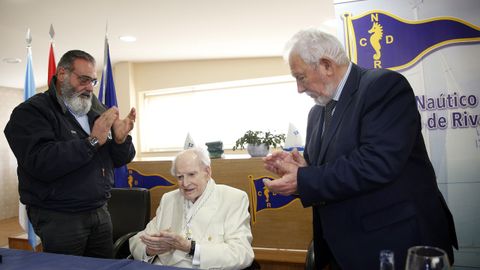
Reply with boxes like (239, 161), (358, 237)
(380, 249), (395, 270)
(405, 246), (450, 270)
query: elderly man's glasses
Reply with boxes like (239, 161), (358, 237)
(71, 71), (98, 87)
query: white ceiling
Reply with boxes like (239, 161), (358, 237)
(0, 0), (336, 89)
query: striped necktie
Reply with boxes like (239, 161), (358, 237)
(323, 100), (337, 136)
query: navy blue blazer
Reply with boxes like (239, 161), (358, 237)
(298, 64), (458, 270)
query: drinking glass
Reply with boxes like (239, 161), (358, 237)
(379, 249), (395, 270)
(405, 246), (450, 270)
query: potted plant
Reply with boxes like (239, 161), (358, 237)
(233, 130), (286, 157)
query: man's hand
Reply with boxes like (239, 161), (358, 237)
(263, 148), (307, 176)
(140, 232), (172, 256)
(112, 107), (136, 144)
(90, 107), (119, 145)
(290, 148), (307, 167)
(263, 150), (290, 176)
(263, 160), (299, 196)
(262, 149), (307, 195)
(158, 230), (191, 253)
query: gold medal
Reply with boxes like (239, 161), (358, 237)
(185, 224), (192, 240)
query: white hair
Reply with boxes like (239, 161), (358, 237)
(284, 28), (350, 67)
(170, 147), (211, 176)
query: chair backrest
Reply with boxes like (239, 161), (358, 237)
(305, 239), (315, 270)
(107, 188), (151, 243)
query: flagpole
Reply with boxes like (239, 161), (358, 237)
(48, 24), (56, 86)
(99, 23), (124, 187)
(24, 29), (35, 101)
(100, 22), (109, 102)
(49, 24), (55, 41)
(342, 12), (353, 61)
(26, 28), (32, 46)
(23, 28), (39, 251)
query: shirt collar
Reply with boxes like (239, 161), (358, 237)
(185, 178), (214, 209)
(332, 62), (352, 102)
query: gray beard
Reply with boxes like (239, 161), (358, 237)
(61, 80), (92, 116)
(313, 82), (337, 106)
(314, 96), (331, 106)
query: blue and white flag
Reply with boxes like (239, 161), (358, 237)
(21, 28), (38, 251)
(24, 47), (35, 100)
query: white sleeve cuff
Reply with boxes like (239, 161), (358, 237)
(192, 243), (201, 266)
(143, 251), (157, 263)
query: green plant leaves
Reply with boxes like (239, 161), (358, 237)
(233, 130), (285, 150)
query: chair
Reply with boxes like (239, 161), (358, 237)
(305, 239), (315, 270)
(107, 187), (151, 259)
(305, 240), (343, 270)
(245, 259), (261, 270)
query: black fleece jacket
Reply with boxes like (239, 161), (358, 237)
(4, 76), (135, 212)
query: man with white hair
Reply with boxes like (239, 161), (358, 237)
(130, 147), (254, 270)
(263, 28), (458, 269)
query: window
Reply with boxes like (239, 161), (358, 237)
(138, 75), (313, 153)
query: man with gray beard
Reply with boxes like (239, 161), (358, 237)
(4, 50), (136, 258)
(262, 29), (457, 270)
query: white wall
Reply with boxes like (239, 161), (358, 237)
(0, 87), (22, 220)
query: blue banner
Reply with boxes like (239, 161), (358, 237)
(115, 168), (176, 189)
(249, 175), (298, 223)
(344, 10), (480, 70)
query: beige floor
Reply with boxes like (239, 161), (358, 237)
(0, 216), (23, 247)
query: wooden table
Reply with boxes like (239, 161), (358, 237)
(8, 233), (42, 252)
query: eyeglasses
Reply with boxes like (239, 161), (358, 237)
(71, 71), (98, 87)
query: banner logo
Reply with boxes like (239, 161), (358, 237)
(115, 168), (176, 189)
(368, 21), (383, 61)
(343, 10), (480, 70)
(248, 175), (298, 224)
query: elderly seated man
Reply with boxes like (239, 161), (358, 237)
(130, 147), (254, 269)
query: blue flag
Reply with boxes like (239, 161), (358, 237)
(248, 175), (298, 224)
(99, 36), (127, 187)
(344, 10), (480, 70)
(23, 43), (38, 250)
(99, 38), (118, 107)
(24, 48), (36, 100)
(115, 169), (176, 189)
